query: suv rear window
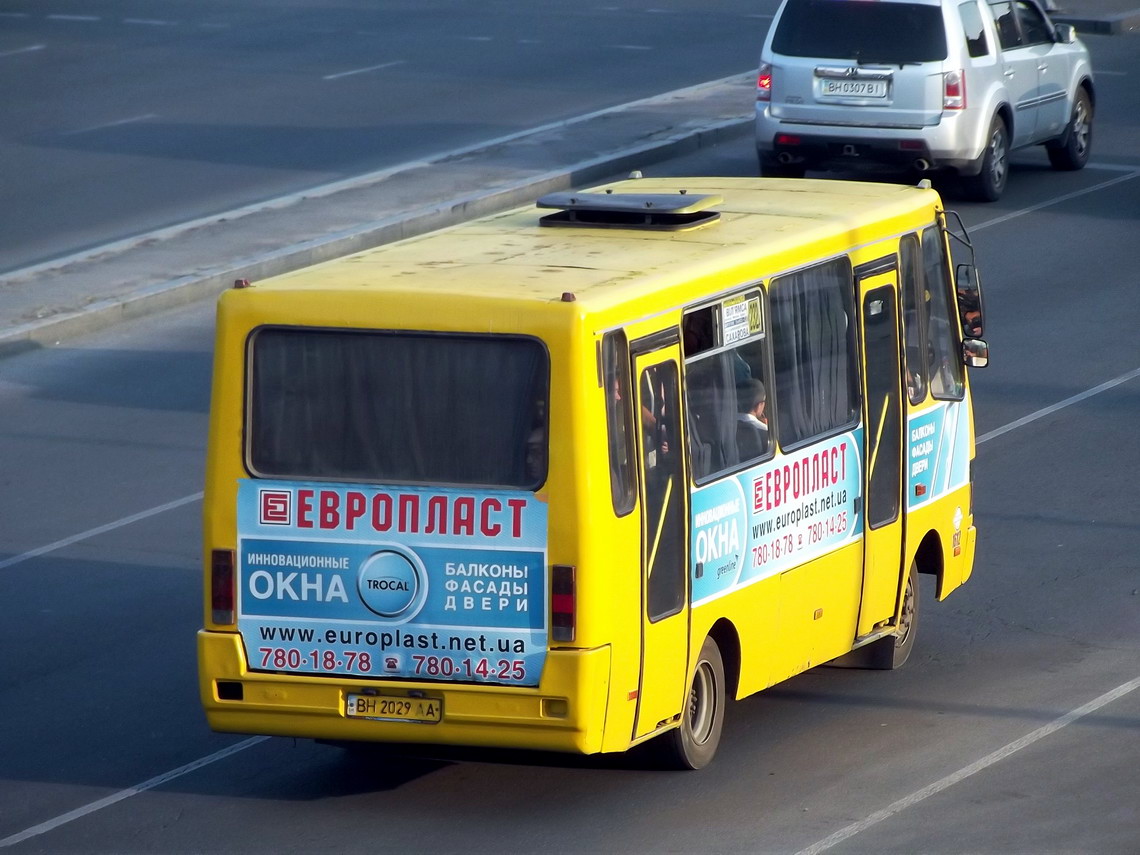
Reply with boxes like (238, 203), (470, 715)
(772, 0), (949, 63)
(248, 328), (549, 488)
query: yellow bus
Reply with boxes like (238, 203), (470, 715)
(198, 176), (988, 769)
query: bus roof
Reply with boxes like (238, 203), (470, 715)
(237, 177), (941, 321)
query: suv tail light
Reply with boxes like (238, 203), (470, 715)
(757, 62), (773, 102)
(943, 69), (966, 110)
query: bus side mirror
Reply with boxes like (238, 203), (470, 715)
(956, 263), (984, 338)
(963, 338), (989, 368)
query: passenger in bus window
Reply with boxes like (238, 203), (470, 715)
(641, 370), (671, 464)
(736, 378), (769, 459)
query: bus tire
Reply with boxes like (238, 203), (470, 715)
(658, 636), (726, 770)
(866, 562), (919, 670)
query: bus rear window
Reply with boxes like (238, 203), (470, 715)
(248, 328), (549, 489)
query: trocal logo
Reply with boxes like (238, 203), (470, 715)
(358, 550), (424, 618)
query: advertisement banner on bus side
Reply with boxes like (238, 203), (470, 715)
(690, 430), (863, 606)
(235, 480), (548, 686)
(907, 401), (970, 510)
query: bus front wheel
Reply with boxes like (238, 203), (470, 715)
(658, 636), (726, 770)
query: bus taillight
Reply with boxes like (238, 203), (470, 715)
(211, 549), (236, 625)
(551, 564), (576, 643)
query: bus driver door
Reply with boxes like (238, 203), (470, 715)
(631, 337), (690, 739)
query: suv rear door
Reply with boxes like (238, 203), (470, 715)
(767, 0), (949, 129)
(987, 0), (1045, 144)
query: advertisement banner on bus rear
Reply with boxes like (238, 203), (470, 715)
(236, 480), (548, 686)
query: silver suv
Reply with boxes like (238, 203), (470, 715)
(755, 0), (1095, 201)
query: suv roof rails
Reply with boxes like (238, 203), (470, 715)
(536, 191), (723, 231)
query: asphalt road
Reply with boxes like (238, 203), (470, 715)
(1, 23), (1139, 855)
(0, 0), (773, 274)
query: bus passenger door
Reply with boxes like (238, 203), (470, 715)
(631, 343), (690, 739)
(858, 276), (906, 636)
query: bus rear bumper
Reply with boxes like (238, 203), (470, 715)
(198, 631), (612, 755)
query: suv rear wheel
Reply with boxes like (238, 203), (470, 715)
(1046, 89), (1092, 171)
(962, 116), (1008, 202)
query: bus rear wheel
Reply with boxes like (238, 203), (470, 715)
(658, 636), (726, 770)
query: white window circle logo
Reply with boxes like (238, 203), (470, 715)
(358, 550), (424, 618)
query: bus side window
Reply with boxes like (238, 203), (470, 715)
(683, 294), (774, 483)
(921, 228), (966, 400)
(683, 309), (720, 480)
(900, 235), (928, 404)
(770, 258), (860, 449)
(603, 331), (636, 516)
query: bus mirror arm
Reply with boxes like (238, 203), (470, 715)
(963, 338), (989, 368)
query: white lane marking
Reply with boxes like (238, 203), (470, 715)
(971, 168), (1140, 232)
(47, 14), (100, 21)
(1095, 70), (1127, 75)
(322, 59), (405, 80)
(0, 44), (45, 58)
(59, 113), (158, 136)
(610, 44), (653, 50)
(1080, 160), (1140, 171)
(7, 70), (1136, 290)
(0, 492), (202, 571)
(0, 70), (756, 286)
(977, 366), (1140, 445)
(795, 676), (1140, 855)
(462, 36), (493, 41)
(123, 18), (178, 26)
(0, 12), (31, 18)
(0, 737), (270, 849)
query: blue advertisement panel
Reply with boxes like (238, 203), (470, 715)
(236, 480), (548, 686)
(907, 400), (970, 510)
(690, 430), (863, 606)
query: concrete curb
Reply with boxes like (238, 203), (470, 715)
(3, 2), (1132, 358)
(0, 95), (753, 359)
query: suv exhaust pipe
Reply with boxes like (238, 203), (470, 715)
(914, 158), (931, 172)
(777, 152), (796, 164)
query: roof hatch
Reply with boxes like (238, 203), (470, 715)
(536, 190), (723, 231)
